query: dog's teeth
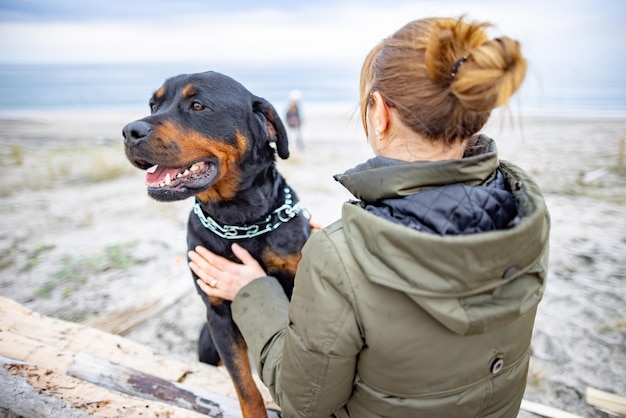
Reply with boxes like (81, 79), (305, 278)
(165, 173), (171, 185)
(183, 169), (190, 176)
(147, 165), (158, 174)
(190, 163), (200, 172)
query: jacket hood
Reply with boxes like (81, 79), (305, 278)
(334, 136), (550, 335)
(334, 135), (500, 202)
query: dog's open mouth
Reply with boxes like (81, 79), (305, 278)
(144, 161), (218, 192)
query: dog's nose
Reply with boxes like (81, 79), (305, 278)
(122, 120), (152, 145)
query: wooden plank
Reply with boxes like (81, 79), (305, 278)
(0, 295), (220, 387)
(0, 330), (75, 374)
(586, 387), (626, 416)
(68, 352), (242, 417)
(520, 399), (584, 418)
(1, 356), (210, 418)
(0, 295), (279, 411)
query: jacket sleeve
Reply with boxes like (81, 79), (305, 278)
(232, 229), (363, 417)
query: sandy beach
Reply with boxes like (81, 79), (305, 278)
(0, 107), (625, 417)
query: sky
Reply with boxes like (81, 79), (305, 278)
(0, 0), (625, 111)
(0, 1), (624, 71)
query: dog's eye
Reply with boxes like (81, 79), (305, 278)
(192, 102), (205, 111)
(150, 103), (157, 113)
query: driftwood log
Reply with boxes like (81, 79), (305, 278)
(1, 356), (210, 418)
(68, 352), (241, 416)
(0, 295), (279, 417)
(586, 387), (626, 416)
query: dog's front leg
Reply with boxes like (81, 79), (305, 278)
(204, 299), (268, 418)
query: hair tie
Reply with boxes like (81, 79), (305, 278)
(450, 56), (468, 80)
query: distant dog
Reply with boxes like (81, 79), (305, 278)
(122, 71), (311, 417)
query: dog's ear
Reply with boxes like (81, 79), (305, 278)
(253, 98), (289, 159)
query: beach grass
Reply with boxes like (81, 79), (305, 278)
(0, 142), (136, 197)
(35, 240), (139, 298)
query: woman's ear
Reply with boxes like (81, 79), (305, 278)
(369, 91), (390, 138)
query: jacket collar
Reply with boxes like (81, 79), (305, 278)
(334, 135), (499, 202)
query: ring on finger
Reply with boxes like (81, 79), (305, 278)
(209, 279), (218, 288)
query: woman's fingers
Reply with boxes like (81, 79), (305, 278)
(188, 250), (220, 282)
(310, 219), (325, 229)
(191, 244), (263, 275)
(231, 244), (260, 267)
(188, 259), (213, 282)
(192, 246), (229, 271)
(196, 277), (215, 295)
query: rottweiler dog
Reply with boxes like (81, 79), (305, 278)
(122, 71), (311, 418)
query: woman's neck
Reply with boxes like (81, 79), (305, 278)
(377, 126), (467, 162)
(372, 108), (467, 162)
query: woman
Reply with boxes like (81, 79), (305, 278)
(189, 16), (550, 418)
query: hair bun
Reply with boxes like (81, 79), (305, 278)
(451, 35), (527, 112)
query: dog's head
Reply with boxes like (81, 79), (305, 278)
(122, 71), (289, 203)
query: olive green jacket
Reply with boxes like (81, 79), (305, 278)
(232, 137), (550, 417)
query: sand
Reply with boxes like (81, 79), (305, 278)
(0, 108), (625, 417)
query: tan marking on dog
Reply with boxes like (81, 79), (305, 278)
(209, 295), (224, 307)
(182, 83), (196, 99)
(154, 86), (166, 100)
(227, 340), (268, 417)
(263, 248), (301, 278)
(195, 132), (248, 202)
(151, 123), (248, 202)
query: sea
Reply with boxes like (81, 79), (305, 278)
(0, 62), (625, 118)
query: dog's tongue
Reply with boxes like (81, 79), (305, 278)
(145, 165), (178, 186)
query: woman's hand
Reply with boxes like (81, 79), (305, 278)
(188, 244), (266, 301)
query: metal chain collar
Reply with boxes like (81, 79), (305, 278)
(192, 187), (304, 240)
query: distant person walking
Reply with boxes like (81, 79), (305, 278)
(285, 90), (304, 151)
